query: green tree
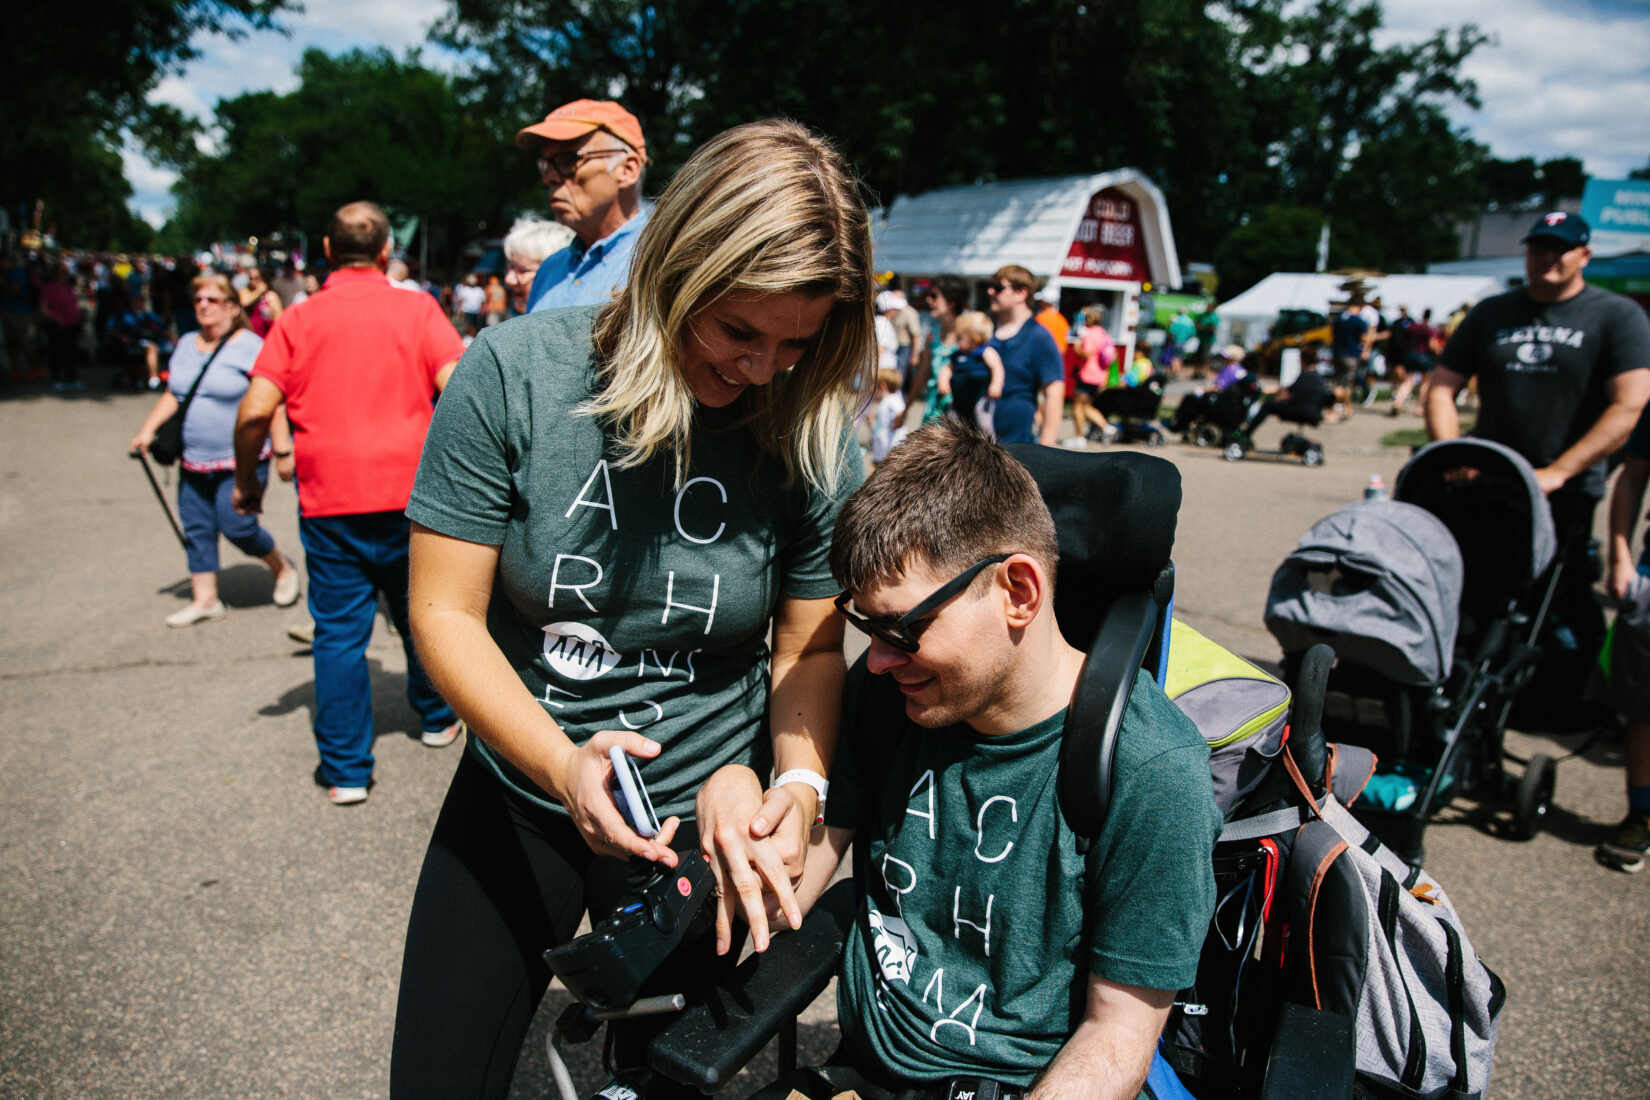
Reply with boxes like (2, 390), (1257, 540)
(432, 0), (1493, 293)
(3, 0), (293, 248)
(165, 48), (526, 272)
(1216, 0), (1489, 285)
(1212, 205), (1326, 299)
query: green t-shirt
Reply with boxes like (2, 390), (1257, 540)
(828, 663), (1221, 1089)
(407, 306), (863, 817)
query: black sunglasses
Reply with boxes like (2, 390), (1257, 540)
(835, 554), (1010, 653)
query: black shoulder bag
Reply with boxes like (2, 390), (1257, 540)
(147, 336), (228, 467)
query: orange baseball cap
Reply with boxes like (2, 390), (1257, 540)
(515, 99), (647, 160)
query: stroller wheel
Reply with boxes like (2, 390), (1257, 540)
(1191, 423), (1221, 448)
(1302, 444), (1325, 468)
(1512, 753), (1556, 840)
(1223, 441), (1246, 462)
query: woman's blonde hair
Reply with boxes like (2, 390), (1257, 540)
(588, 119), (875, 491)
(193, 272), (248, 338)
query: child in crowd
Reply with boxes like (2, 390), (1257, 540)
(868, 367), (906, 466)
(940, 310), (1004, 438)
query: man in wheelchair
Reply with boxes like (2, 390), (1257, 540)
(699, 421), (1222, 1099)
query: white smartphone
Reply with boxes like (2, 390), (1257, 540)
(608, 745), (661, 838)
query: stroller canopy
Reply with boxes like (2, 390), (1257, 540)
(1265, 500), (1464, 686)
(1394, 438), (1556, 623)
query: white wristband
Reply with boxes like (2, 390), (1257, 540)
(773, 768), (829, 823)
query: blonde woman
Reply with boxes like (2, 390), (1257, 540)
(392, 119), (875, 1096)
(129, 272), (299, 625)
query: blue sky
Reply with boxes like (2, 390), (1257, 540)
(127, 0), (1650, 226)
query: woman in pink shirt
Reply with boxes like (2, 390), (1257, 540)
(39, 265), (82, 392)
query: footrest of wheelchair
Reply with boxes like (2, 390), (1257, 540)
(647, 880), (857, 1090)
(1259, 1001), (1355, 1100)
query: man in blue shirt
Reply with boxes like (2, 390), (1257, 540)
(515, 99), (650, 312)
(987, 265), (1065, 445)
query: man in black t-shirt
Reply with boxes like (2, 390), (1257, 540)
(1428, 210), (1650, 729)
(1427, 211), (1650, 505)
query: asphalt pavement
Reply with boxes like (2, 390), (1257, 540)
(1, 370), (1644, 1098)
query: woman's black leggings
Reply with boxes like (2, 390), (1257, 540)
(390, 749), (731, 1098)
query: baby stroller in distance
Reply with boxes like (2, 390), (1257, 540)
(1094, 370), (1169, 445)
(1265, 437), (1562, 864)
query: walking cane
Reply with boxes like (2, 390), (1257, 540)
(129, 448), (188, 551)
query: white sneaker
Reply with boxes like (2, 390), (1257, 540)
(421, 719), (465, 748)
(286, 620), (314, 645)
(272, 560), (301, 607)
(166, 601), (226, 628)
(328, 785), (368, 806)
(1060, 436), (1089, 450)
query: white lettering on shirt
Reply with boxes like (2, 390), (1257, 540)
(907, 769), (936, 839)
(661, 571), (720, 635)
(549, 553), (603, 611)
(617, 700), (664, 729)
(931, 982), (988, 1047)
(673, 476), (728, 545)
(952, 888), (994, 957)
(565, 460), (619, 529)
(974, 795), (1017, 863)
(638, 649), (697, 682)
(881, 854), (918, 916)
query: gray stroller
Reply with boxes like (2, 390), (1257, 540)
(1264, 438), (1561, 863)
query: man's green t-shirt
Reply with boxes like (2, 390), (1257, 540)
(828, 664), (1221, 1090)
(407, 306), (863, 818)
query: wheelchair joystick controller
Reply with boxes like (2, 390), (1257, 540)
(545, 849), (715, 1014)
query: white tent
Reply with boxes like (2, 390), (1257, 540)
(1218, 272), (1503, 346)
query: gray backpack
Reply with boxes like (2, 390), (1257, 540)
(1279, 752), (1505, 1099)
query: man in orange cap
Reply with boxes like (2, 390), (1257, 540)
(515, 99), (649, 313)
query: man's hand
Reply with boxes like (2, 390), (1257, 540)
(232, 477), (265, 515)
(1609, 551), (1638, 601)
(1532, 465), (1568, 496)
(274, 453), (296, 482)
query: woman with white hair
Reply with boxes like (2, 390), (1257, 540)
(392, 119), (876, 1096)
(502, 213), (573, 314)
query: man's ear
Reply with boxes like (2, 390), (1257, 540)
(1000, 555), (1046, 630)
(321, 236), (333, 262)
(612, 150), (644, 189)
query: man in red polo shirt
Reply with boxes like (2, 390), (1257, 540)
(232, 201), (465, 806)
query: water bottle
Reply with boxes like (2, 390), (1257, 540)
(1364, 474), (1387, 501)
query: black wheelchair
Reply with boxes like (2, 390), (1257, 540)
(532, 447), (1361, 1100)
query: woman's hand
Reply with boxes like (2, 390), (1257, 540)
(548, 730), (681, 866)
(696, 765), (803, 955)
(128, 428), (153, 455)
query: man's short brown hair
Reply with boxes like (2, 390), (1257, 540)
(327, 201), (390, 266)
(830, 418), (1058, 594)
(991, 264), (1038, 296)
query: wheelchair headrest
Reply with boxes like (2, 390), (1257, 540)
(1003, 444), (1180, 649)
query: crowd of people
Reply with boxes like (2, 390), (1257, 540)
(10, 90), (1641, 1099)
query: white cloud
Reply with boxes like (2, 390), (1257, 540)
(1376, 0), (1650, 177)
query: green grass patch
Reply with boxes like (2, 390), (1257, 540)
(1380, 427), (1430, 449)
(1380, 418), (1473, 450)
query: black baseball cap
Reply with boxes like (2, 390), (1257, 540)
(1521, 211), (1590, 248)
